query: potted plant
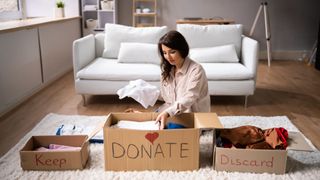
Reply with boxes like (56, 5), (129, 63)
(55, 0), (65, 18)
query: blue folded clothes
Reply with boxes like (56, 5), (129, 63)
(166, 122), (186, 129)
(56, 124), (103, 143)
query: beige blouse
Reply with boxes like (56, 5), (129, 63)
(159, 57), (211, 116)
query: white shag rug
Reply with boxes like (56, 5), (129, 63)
(0, 113), (320, 180)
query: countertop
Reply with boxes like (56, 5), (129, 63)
(0, 16), (81, 34)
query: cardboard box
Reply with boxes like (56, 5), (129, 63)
(213, 129), (314, 174)
(20, 135), (89, 170)
(104, 112), (222, 171)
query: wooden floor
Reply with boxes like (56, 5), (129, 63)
(0, 60), (319, 157)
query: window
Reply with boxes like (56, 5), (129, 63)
(0, 0), (23, 21)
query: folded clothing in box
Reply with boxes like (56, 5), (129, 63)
(111, 120), (186, 130)
(34, 144), (82, 151)
(56, 124), (103, 143)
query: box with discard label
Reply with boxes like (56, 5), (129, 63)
(213, 129), (314, 174)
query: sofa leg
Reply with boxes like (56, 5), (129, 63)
(244, 95), (248, 108)
(82, 94), (87, 106)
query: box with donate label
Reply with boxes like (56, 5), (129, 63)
(103, 112), (222, 171)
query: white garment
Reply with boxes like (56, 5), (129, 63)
(112, 120), (159, 130)
(57, 124), (103, 142)
(117, 79), (160, 109)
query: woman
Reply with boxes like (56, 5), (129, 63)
(155, 30), (211, 129)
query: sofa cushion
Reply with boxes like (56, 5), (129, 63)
(77, 58), (161, 81)
(189, 44), (239, 63)
(201, 63), (253, 80)
(103, 24), (167, 58)
(177, 24), (243, 56)
(118, 42), (160, 65)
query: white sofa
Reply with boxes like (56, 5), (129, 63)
(73, 24), (259, 106)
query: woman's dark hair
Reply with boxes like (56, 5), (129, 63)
(158, 30), (189, 82)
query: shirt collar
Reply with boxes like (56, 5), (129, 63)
(176, 57), (190, 75)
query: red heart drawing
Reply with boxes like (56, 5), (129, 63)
(145, 132), (159, 144)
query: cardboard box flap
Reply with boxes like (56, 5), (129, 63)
(287, 131), (314, 151)
(194, 113), (223, 129)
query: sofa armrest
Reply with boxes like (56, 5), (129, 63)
(73, 34), (96, 79)
(95, 33), (105, 57)
(241, 36), (259, 79)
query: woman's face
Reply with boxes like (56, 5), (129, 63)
(161, 44), (184, 67)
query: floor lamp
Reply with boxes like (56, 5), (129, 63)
(250, 2), (272, 67)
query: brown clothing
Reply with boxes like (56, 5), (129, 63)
(219, 126), (289, 150)
(219, 125), (265, 148)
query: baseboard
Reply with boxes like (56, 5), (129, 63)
(259, 50), (311, 61)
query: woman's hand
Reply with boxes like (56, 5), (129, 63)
(155, 111), (169, 130)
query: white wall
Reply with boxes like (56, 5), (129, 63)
(24, 0), (320, 60)
(117, 0), (320, 60)
(25, 0), (79, 18)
